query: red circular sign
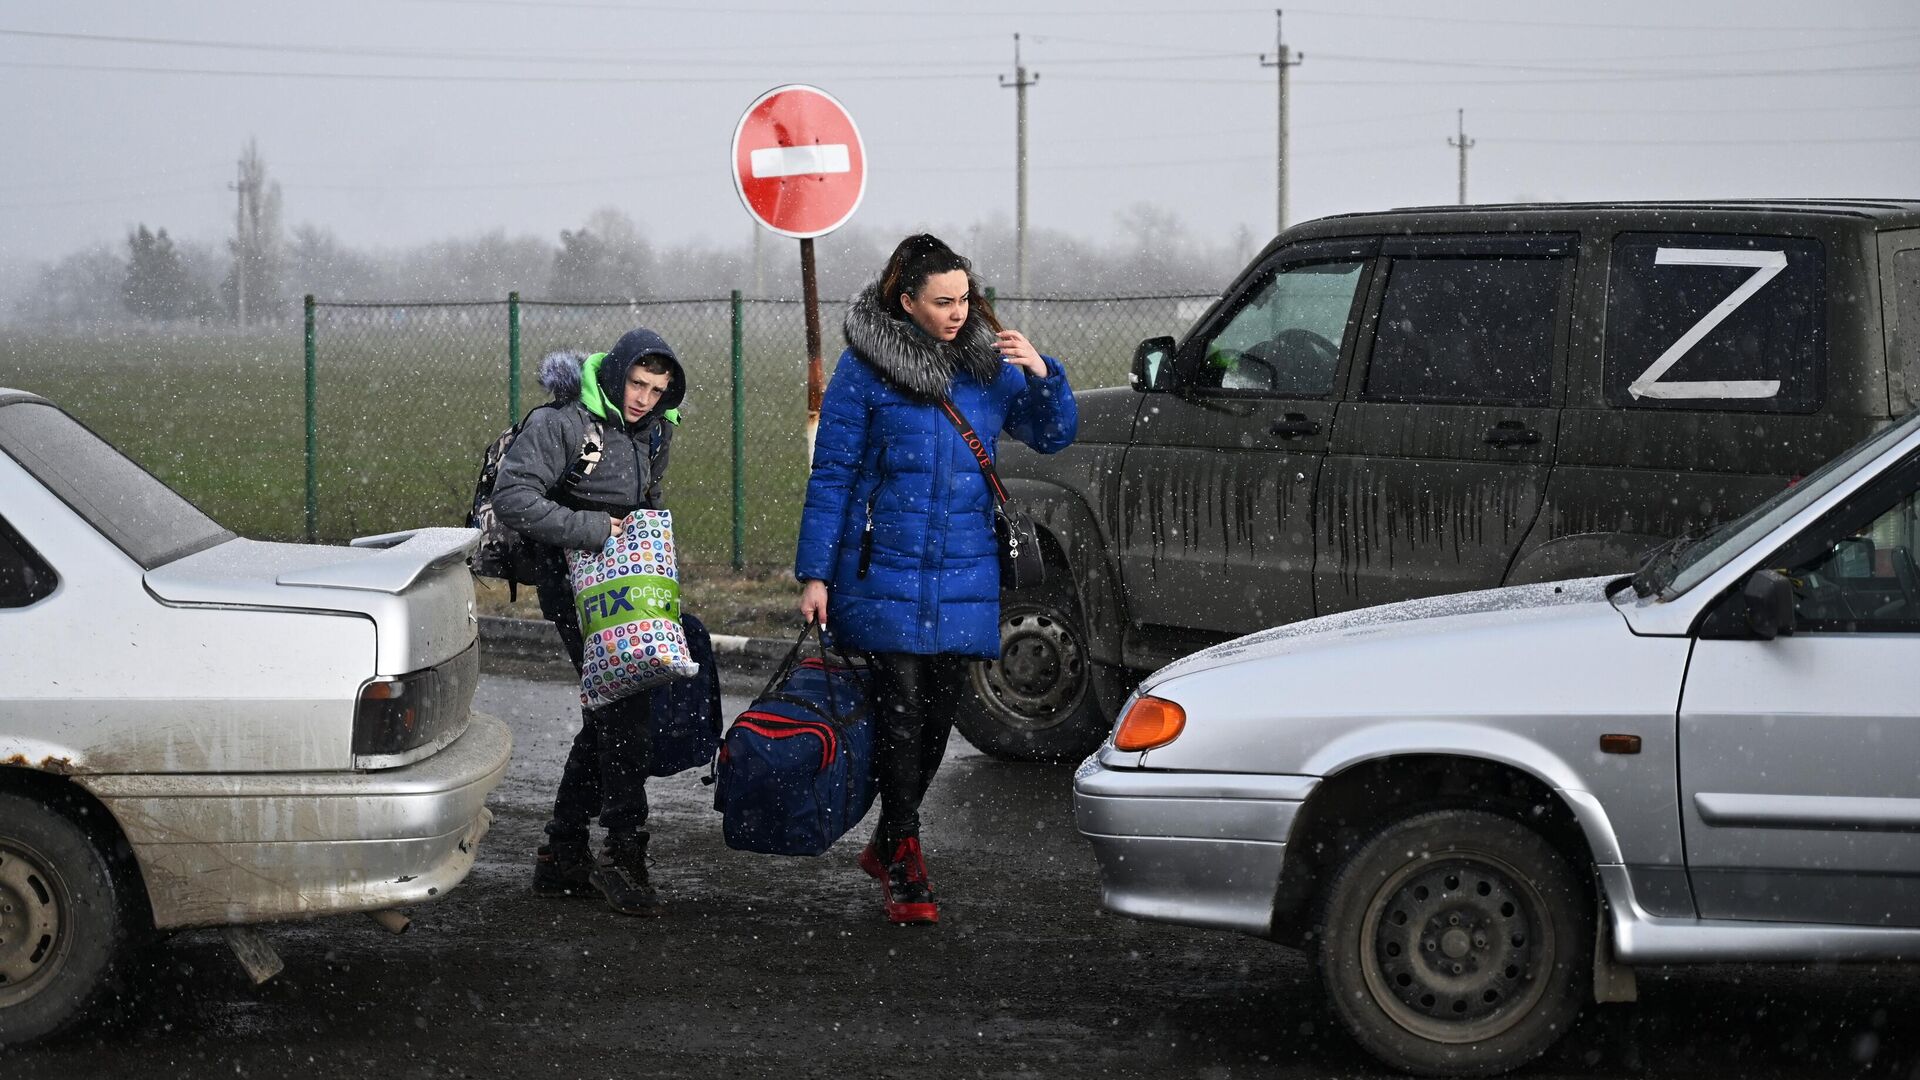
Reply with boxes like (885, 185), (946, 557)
(731, 84), (867, 240)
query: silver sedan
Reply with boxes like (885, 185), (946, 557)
(1077, 406), (1920, 1075)
(0, 389), (509, 1044)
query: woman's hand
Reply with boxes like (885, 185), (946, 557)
(799, 579), (829, 628)
(995, 329), (1048, 377)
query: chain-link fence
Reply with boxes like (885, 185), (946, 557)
(0, 291), (1214, 571)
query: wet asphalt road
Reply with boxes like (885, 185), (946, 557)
(5, 659), (1918, 1079)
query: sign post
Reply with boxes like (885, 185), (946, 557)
(731, 84), (867, 461)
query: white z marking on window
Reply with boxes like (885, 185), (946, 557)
(1627, 247), (1788, 401)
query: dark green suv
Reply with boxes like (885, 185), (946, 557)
(959, 200), (1920, 761)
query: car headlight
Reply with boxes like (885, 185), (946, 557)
(1113, 694), (1186, 751)
(354, 641), (478, 766)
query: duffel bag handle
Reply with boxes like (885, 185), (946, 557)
(760, 619), (863, 717)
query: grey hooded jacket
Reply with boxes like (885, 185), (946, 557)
(492, 330), (684, 555)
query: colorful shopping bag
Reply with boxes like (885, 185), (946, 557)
(565, 509), (699, 708)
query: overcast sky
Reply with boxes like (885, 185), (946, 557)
(4, 0), (1918, 270)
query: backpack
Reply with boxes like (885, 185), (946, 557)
(712, 624), (876, 856)
(467, 404), (606, 594)
(648, 612), (724, 777)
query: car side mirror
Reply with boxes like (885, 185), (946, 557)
(1130, 336), (1178, 393)
(1742, 569), (1796, 640)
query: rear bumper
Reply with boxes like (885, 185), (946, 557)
(1073, 755), (1317, 937)
(77, 712), (511, 929)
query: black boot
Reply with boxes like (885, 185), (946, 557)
(531, 838), (592, 898)
(589, 830), (662, 915)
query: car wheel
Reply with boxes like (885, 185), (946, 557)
(0, 792), (129, 1046)
(1315, 809), (1590, 1077)
(954, 578), (1123, 763)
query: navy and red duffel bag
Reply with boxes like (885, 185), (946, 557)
(713, 623), (875, 856)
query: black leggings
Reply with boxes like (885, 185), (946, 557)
(866, 652), (973, 848)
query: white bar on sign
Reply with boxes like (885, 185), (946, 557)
(750, 144), (851, 179)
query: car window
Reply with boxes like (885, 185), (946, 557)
(1784, 485), (1920, 632)
(0, 514), (57, 608)
(1362, 255), (1561, 405)
(1649, 409), (1920, 597)
(0, 402), (231, 569)
(1193, 260), (1364, 395)
(1604, 233), (1825, 413)
(1894, 247), (1920, 409)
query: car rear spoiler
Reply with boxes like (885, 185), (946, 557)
(275, 527), (481, 595)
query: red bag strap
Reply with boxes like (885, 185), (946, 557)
(937, 398), (1008, 505)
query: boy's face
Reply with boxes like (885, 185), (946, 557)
(623, 364), (672, 423)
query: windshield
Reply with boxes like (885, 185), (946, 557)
(1635, 408), (1920, 598)
(0, 400), (232, 569)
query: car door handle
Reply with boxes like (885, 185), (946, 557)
(1483, 421), (1540, 447)
(1269, 414), (1321, 439)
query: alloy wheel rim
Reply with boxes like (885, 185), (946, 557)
(0, 839), (70, 1008)
(1358, 850), (1555, 1044)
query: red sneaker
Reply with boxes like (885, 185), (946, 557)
(879, 837), (938, 925)
(858, 840), (887, 882)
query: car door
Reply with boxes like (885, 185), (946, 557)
(1116, 238), (1375, 648)
(1680, 455), (1920, 926)
(1316, 234), (1574, 613)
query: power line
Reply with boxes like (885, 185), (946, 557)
(1308, 43), (1920, 76)
(0, 26), (1225, 69)
(390, 0), (1299, 15)
(1056, 60), (1920, 86)
(0, 58), (989, 83)
(1498, 134), (1920, 147)
(1030, 27), (1920, 65)
(387, 0), (1920, 33)
(1277, 6), (1920, 33)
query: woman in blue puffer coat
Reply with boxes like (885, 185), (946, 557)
(795, 234), (1077, 924)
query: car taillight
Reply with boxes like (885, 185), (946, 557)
(354, 642), (478, 765)
(1113, 695), (1186, 752)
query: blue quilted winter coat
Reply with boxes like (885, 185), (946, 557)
(794, 285), (1078, 658)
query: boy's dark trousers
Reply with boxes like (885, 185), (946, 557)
(536, 578), (652, 845)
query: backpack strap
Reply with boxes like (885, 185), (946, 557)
(556, 419), (605, 497)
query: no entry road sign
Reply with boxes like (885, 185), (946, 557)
(731, 84), (867, 240)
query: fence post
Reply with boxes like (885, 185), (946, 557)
(303, 294), (317, 544)
(730, 289), (745, 571)
(507, 291), (522, 425)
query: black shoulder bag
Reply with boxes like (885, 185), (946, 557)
(938, 398), (1046, 590)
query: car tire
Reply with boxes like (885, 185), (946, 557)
(0, 792), (130, 1046)
(1315, 809), (1591, 1077)
(954, 576), (1124, 763)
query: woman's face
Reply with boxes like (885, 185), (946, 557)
(899, 269), (970, 342)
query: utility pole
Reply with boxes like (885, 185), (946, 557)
(1000, 33), (1038, 296)
(1448, 108), (1475, 205)
(229, 158), (249, 327)
(1259, 9), (1303, 235)
(751, 225), (764, 297)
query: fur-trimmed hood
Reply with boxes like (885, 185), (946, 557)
(539, 350), (589, 402)
(843, 280), (1002, 403)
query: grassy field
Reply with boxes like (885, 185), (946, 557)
(0, 296), (1197, 575)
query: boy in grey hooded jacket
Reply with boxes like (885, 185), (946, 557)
(493, 326), (684, 914)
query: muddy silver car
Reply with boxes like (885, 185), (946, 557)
(1077, 405), (1920, 1075)
(0, 389), (510, 1044)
